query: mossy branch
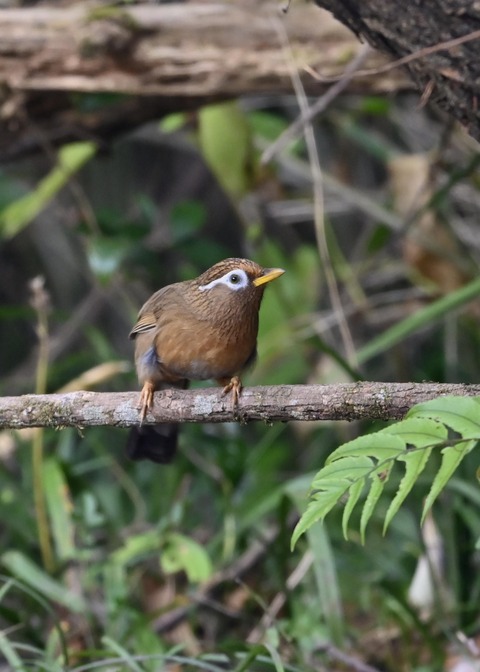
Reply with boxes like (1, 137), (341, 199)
(1, 383), (480, 430)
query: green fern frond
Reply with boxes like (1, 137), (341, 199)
(292, 396), (480, 548)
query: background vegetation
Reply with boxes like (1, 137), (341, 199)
(1, 5), (480, 670)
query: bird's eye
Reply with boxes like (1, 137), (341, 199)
(198, 268), (248, 292)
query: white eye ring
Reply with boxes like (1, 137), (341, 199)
(199, 268), (249, 292)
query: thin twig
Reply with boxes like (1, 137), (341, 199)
(29, 277), (54, 573)
(262, 28), (480, 163)
(315, 642), (382, 672)
(275, 18), (357, 366)
(261, 43), (371, 164)
(307, 28), (480, 84)
(247, 550), (313, 643)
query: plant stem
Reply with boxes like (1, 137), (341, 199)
(31, 278), (54, 572)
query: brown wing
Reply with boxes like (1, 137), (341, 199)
(129, 285), (180, 340)
(129, 312), (156, 338)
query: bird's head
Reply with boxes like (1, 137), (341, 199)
(197, 258), (284, 295)
(193, 258), (285, 320)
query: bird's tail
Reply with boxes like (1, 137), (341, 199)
(126, 380), (188, 464)
(126, 423), (179, 464)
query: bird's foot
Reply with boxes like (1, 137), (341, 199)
(222, 376), (242, 412)
(138, 381), (155, 423)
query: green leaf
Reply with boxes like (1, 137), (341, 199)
(101, 635), (144, 672)
(408, 396), (480, 438)
(159, 112), (187, 133)
(1, 551), (85, 612)
(358, 96), (391, 115)
(328, 432), (405, 463)
(111, 530), (162, 566)
(0, 141), (96, 239)
(103, 561), (129, 613)
(360, 464), (391, 543)
(342, 477), (365, 540)
(43, 458), (76, 562)
(382, 417), (448, 445)
(422, 439), (477, 524)
(310, 456), (374, 499)
(357, 277), (480, 364)
(381, 417), (447, 532)
(384, 446), (433, 534)
(263, 640), (285, 672)
(290, 498), (319, 549)
(307, 524), (345, 644)
(249, 110), (302, 156)
(286, 476), (344, 642)
(0, 629), (28, 672)
(249, 110), (289, 143)
(161, 533), (212, 583)
(199, 101), (252, 199)
(291, 456), (372, 548)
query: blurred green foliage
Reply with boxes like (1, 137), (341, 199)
(1, 69), (480, 672)
(0, 142), (96, 239)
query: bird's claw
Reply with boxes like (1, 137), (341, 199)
(138, 381), (155, 423)
(222, 376), (242, 412)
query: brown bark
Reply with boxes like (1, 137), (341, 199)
(1, 383), (480, 429)
(0, 2), (407, 160)
(314, 0), (480, 141)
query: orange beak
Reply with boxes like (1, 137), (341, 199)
(252, 268), (285, 287)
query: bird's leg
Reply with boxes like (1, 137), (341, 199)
(220, 376), (242, 411)
(138, 381), (156, 423)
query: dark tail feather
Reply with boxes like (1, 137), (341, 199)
(126, 379), (188, 464)
(126, 424), (179, 464)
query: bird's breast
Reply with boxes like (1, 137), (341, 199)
(154, 317), (258, 381)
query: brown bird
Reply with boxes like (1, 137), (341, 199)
(127, 258), (285, 464)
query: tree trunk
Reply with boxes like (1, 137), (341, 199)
(314, 0), (480, 141)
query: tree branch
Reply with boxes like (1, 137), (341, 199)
(2, 383), (480, 430)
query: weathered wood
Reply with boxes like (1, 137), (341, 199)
(0, 2), (408, 160)
(0, 3), (405, 95)
(1, 383), (479, 429)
